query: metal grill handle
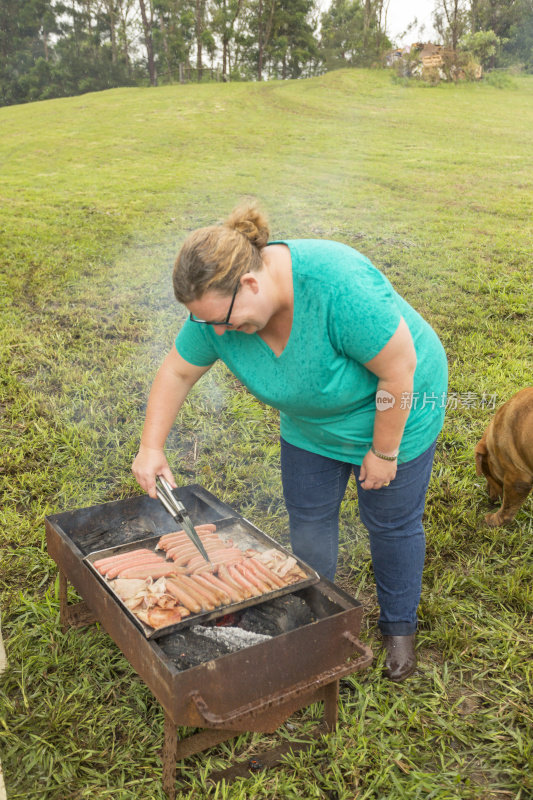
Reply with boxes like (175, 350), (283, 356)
(188, 635), (373, 727)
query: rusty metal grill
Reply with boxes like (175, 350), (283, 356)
(46, 484), (372, 798)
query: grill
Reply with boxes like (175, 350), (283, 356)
(46, 484), (373, 798)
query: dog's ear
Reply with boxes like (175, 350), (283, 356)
(474, 439), (488, 476)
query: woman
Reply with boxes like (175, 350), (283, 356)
(132, 202), (448, 682)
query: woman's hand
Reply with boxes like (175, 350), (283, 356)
(359, 449), (397, 490)
(131, 348), (212, 498)
(132, 444), (177, 499)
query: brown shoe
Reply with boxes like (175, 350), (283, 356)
(382, 634), (417, 682)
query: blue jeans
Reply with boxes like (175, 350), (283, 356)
(280, 438), (437, 636)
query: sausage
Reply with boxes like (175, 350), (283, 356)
(218, 564), (249, 598)
(193, 573), (231, 606)
(165, 545), (201, 563)
(246, 559), (281, 591)
(166, 539), (225, 563)
(103, 555), (165, 579)
(166, 548), (200, 565)
(165, 579), (202, 614)
(182, 574), (220, 607)
(201, 571), (244, 603)
(117, 563), (185, 580)
(228, 564), (259, 597)
(177, 575), (216, 610)
(187, 549), (245, 572)
(248, 557), (286, 588)
(94, 549), (155, 569)
(162, 534), (222, 554)
(236, 563), (271, 594)
(99, 551), (162, 567)
(182, 547), (234, 568)
(157, 524), (217, 547)
(99, 558), (163, 577)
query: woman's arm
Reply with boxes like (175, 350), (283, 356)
(359, 317), (417, 490)
(132, 346), (212, 497)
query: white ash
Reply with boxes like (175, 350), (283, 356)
(190, 625), (271, 652)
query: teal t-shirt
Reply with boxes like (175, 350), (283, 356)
(175, 239), (448, 464)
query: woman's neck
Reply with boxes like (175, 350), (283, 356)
(262, 244), (293, 317)
(258, 245), (294, 351)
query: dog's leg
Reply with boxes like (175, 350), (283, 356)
(486, 475), (503, 502)
(485, 473), (533, 526)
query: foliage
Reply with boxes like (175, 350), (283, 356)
(434, 0), (533, 71)
(433, 0), (469, 51)
(320, 0), (391, 69)
(459, 28), (505, 71)
(1, 0), (531, 103)
(153, 0), (197, 82)
(0, 69), (532, 798)
(500, 0), (533, 69)
(0, 0), (56, 105)
(266, 0), (320, 79)
(482, 68), (517, 86)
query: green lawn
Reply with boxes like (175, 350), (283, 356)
(1, 69), (532, 799)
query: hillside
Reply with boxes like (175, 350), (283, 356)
(1, 69), (532, 800)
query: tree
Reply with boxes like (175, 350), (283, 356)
(460, 28), (501, 67)
(138, 0), (157, 84)
(502, 0), (533, 67)
(211, 0), (243, 79)
(154, 0), (195, 82)
(0, 0), (59, 105)
(433, 0), (468, 50)
(466, 0), (532, 67)
(319, 0), (391, 69)
(266, 0), (319, 79)
(257, 0), (277, 79)
(320, 0), (365, 68)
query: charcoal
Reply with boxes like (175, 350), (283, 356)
(158, 630), (232, 670)
(191, 625), (271, 652)
(238, 595), (313, 636)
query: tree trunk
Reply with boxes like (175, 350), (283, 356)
(258, 0), (263, 80)
(195, 0), (205, 80)
(222, 35), (228, 77)
(257, 0), (275, 81)
(442, 0), (462, 51)
(363, 0), (371, 52)
(107, 1), (118, 64)
(159, 12), (171, 76)
(85, 0), (92, 33)
(138, 0), (157, 86)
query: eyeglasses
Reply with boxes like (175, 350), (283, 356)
(189, 281), (240, 327)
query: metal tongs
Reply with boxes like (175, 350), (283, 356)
(155, 475), (211, 563)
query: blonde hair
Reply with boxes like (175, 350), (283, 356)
(173, 201), (270, 303)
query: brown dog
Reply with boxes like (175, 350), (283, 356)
(475, 387), (533, 526)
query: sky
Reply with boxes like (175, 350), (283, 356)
(316, 0), (439, 45)
(386, 0), (438, 43)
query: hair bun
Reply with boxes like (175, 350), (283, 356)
(225, 201), (269, 249)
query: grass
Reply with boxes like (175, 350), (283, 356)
(1, 68), (532, 799)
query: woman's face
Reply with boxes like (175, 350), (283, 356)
(187, 275), (272, 336)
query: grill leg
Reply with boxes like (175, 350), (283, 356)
(59, 571), (69, 633)
(162, 712), (178, 800)
(58, 571), (97, 632)
(161, 711), (244, 798)
(323, 679), (339, 731)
